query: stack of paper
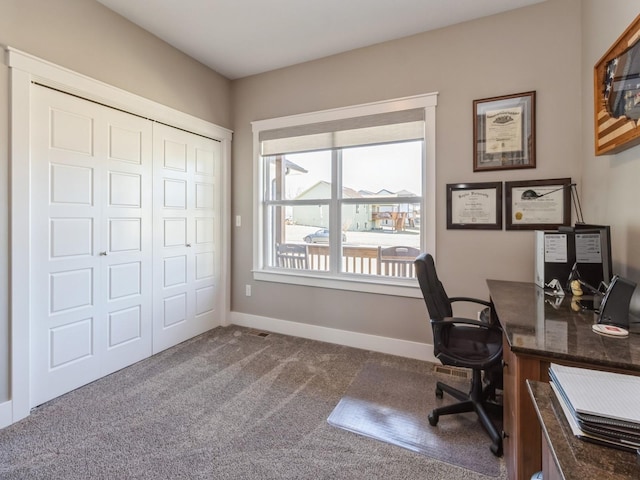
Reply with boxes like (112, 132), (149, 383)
(549, 363), (640, 452)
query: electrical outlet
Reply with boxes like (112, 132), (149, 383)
(245, 284), (251, 296)
(235, 215), (242, 227)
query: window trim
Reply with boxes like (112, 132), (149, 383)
(251, 92), (438, 298)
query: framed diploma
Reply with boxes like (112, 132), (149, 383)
(594, 14), (640, 155)
(447, 182), (502, 230)
(473, 91), (536, 172)
(505, 178), (572, 230)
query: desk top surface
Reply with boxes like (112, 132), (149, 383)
(487, 279), (640, 372)
(527, 380), (640, 480)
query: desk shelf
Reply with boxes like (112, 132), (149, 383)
(528, 380), (640, 480)
(488, 279), (640, 480)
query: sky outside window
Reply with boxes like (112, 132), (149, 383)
(284, 141), (422, 199)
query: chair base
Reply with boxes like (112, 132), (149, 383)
(428, 370), (503, 457)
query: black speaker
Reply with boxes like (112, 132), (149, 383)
(598, 275), (637, 328)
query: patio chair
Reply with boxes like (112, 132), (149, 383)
(378, 246), (420, 277)
(276, 243), (308, 269)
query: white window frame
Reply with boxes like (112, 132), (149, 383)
(251, 93), (437, 298)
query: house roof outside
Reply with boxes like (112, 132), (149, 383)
(296, 181), (415, 200)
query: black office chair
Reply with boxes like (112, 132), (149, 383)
(414, 253), (504, 457)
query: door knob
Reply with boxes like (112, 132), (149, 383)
(99, 251), (108, 256)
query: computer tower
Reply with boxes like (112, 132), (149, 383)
(534, 228), (611, 291)
(573, 224), (613, 288)
(535, 231), (575, 288)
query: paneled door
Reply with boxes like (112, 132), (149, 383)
(152, 123), (219, 353)
(30, 85), (153, 406)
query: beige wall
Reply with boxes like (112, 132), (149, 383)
(582, 0), (640, 313)
(231, 0), (583, 341)
(3, 0), (640, 416)
(0, 0), (231, 402)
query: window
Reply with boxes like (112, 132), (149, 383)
(252, 93), (437, 297)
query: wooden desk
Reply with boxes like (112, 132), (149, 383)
(487, 280), (640, 480)
(527, 380), (640, 480)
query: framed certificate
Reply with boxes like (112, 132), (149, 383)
(447, 182), (502, 230)
(473, 91), (536, 172)
(505, 178), (572, 230)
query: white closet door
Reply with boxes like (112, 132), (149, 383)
(101, 107), (153, 375)
(30, 86), (153, 406)
(153, 123), (219, 353)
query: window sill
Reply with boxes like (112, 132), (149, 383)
(252, 269), (422, 298)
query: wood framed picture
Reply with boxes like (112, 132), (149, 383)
(505, 178), (571, 231)
(446, 182), (502, 230)
(473, 91), (536, 172)
(594, 14), (640, 155)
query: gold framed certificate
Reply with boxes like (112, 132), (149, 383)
(446, 182), (502, 230)
(505, 178), (572, 230)
(473, 91), (536, 172)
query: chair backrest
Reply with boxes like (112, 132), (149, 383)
(414, 253), (453, 321)
(276, 243), (308, 269)
(378, 246), (421, 277)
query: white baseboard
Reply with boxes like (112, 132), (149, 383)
(228, 311), (437, 363)
(0, 400), (12, 429)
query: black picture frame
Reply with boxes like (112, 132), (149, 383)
(505, 178), (572, 230)
(446, 182), (502, 230)
(473, 91), (536, 172)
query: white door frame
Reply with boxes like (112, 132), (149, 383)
(5, 47), (232, 425)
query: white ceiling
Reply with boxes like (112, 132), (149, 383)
(96, 0), (545, 80)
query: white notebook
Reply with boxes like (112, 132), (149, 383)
(550, 382), (640, 451)
(549, 363), (640, 425)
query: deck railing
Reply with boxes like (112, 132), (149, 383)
(276, 243), (419, 278)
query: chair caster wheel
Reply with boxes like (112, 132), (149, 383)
(490, 442), (503, 457)
(435, 387), (443, 399)
(428, 412), (439, 426)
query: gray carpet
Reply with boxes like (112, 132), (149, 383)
(328, 363), (502, 477)
(0, 326), (506, 479)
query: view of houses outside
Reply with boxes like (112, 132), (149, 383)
(286, 142), (421, 232)
(292, 181), (419, 234)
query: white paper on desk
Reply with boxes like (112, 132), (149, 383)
(549, 381), (635, 449)
(550, 363), (640, 424)
(549, 381), (586, 437)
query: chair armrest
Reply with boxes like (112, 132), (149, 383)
(448, 297), (495, 325)
(433, 317), (491, 328)
(449, 296), (491, 308)
(431, 317), (502, 339)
